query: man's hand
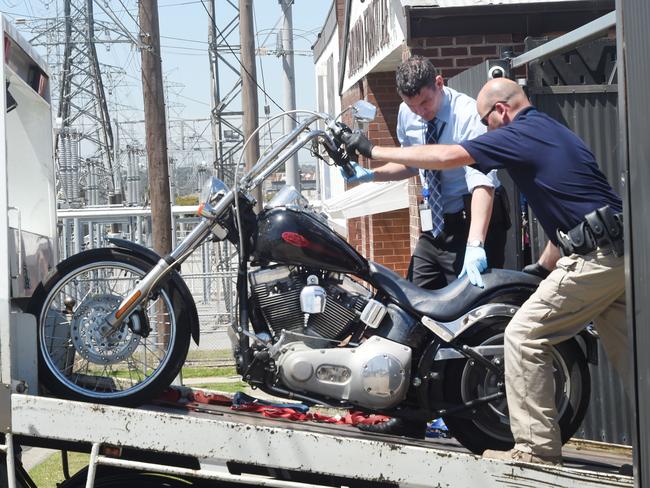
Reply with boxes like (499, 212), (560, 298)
(340, 162), (375, 183)
(341, 130), (374, 159)
(458, 245), (488, 288)
(522, 262), (551, 279)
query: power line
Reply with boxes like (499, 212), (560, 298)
(115, 0), (140, 31)
(198, 0), (292, 118)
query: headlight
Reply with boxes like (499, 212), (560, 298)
(198, 176), (230, 217)
(201, 176), (229, 205)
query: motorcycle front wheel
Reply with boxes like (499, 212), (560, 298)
(29, 248), (191, 407)
(441, 322), (590, 454)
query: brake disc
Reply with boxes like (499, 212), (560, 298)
(71, 294), (141, 365)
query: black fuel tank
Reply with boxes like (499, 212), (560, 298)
(253, 208), (368, 275)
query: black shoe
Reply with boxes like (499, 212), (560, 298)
(357, 418), (427, 439)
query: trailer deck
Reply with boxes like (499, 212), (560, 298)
(5, 392), (633, 488)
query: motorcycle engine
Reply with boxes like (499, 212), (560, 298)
(249, 265), (371, 341)
(275, 335), (412, 409)
(249, 265), (413, 410)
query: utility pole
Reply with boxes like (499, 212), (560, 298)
(239, 0), (262, 205)
(139, 0), (173, 255)
(279, 0), (299, 189)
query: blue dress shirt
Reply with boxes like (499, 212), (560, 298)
(396, 86), (500, 214)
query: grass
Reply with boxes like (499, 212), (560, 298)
(186, 349), (233, 361)
(28, 451), (89, 488)
(182, 366), (236, 378)
(85, 363), (236, 380)
(191, 381), (248, 393)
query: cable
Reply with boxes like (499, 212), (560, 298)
(159, 0), (203, 7)
(198, 0), (297, 122)
(115, 0), (140, 32)
(161, 34), (208, 45)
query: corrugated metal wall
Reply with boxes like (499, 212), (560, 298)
(616, 0), (650, 478)
(529, 77), (631, 446)
(618, 0), (650, 479)
(448, 41), (632, 445)
(532, 87), (620, 193)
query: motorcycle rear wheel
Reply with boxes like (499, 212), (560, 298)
(441, 322), (590, 454)
(29, 248), (190, 407)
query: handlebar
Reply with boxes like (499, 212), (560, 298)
(238, 112), (362, 192)
(326, 121), (357, 178)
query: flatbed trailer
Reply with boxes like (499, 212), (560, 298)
(1, 391), (633, 488)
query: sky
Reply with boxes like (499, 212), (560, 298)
(156, 0), (333, 119)
(1, 0), (333, 169)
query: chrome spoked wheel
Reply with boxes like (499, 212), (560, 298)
(34, 249), (190, 406)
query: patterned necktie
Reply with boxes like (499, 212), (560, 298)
(424, 118), (445, 237)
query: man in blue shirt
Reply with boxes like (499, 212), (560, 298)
(344, 56), (509, 290)
(344, 56), (510, 439)
(343, 78), (627, 465)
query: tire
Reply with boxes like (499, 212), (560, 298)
(29, 248), (191, 407)
(60, 466), (208, 488)
(441, 321), (590, 454)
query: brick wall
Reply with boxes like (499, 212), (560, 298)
(341, 71), (413, 276)
(409, 34), (526, 79)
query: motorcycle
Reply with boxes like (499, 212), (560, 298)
(29, 102), (593, 454)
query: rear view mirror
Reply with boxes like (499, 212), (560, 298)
(352, 100), (376, 123)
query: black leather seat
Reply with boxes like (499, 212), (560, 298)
(367, 262), (542, 322)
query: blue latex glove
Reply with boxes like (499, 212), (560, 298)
(340, 162), (375, 184)
(458, 245), (488, 288)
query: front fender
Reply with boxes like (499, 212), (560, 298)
(108, 238), (201, 345)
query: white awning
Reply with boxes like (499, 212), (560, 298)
(322, 180), (409, 219)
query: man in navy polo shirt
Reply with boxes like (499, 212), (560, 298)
(342, 78), (627, 465)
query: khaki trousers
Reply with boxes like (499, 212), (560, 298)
(504, 249), (627, 457)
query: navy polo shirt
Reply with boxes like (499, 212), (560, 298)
(460, 107), (622, 243)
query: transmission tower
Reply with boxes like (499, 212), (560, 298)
(22, 0), (138, 206)
(207, 0), (245, 186)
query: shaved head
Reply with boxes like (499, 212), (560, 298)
(476, 78), (531, 128)
(478, 78), (528, 111)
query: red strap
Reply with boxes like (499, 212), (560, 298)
(158, 387), (391, 426)
(231, 404), (390, 425)
(157, 387), (183, 403)
(190, 390), (233, 406)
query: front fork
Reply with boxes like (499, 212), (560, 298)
(104, 219), (215, 334)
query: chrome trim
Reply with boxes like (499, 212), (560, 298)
(434, 345), (505, 361)
(360, 299), (388, 329)
(421, 316), (454, 343)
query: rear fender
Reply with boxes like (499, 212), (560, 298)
(108, 238), (201, 345)
(424, 301), (596, 408)
(419, 302), (519, 407)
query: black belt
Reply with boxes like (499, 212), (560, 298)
(556, 206), (624, 257)
(444, 210), (466, 227)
